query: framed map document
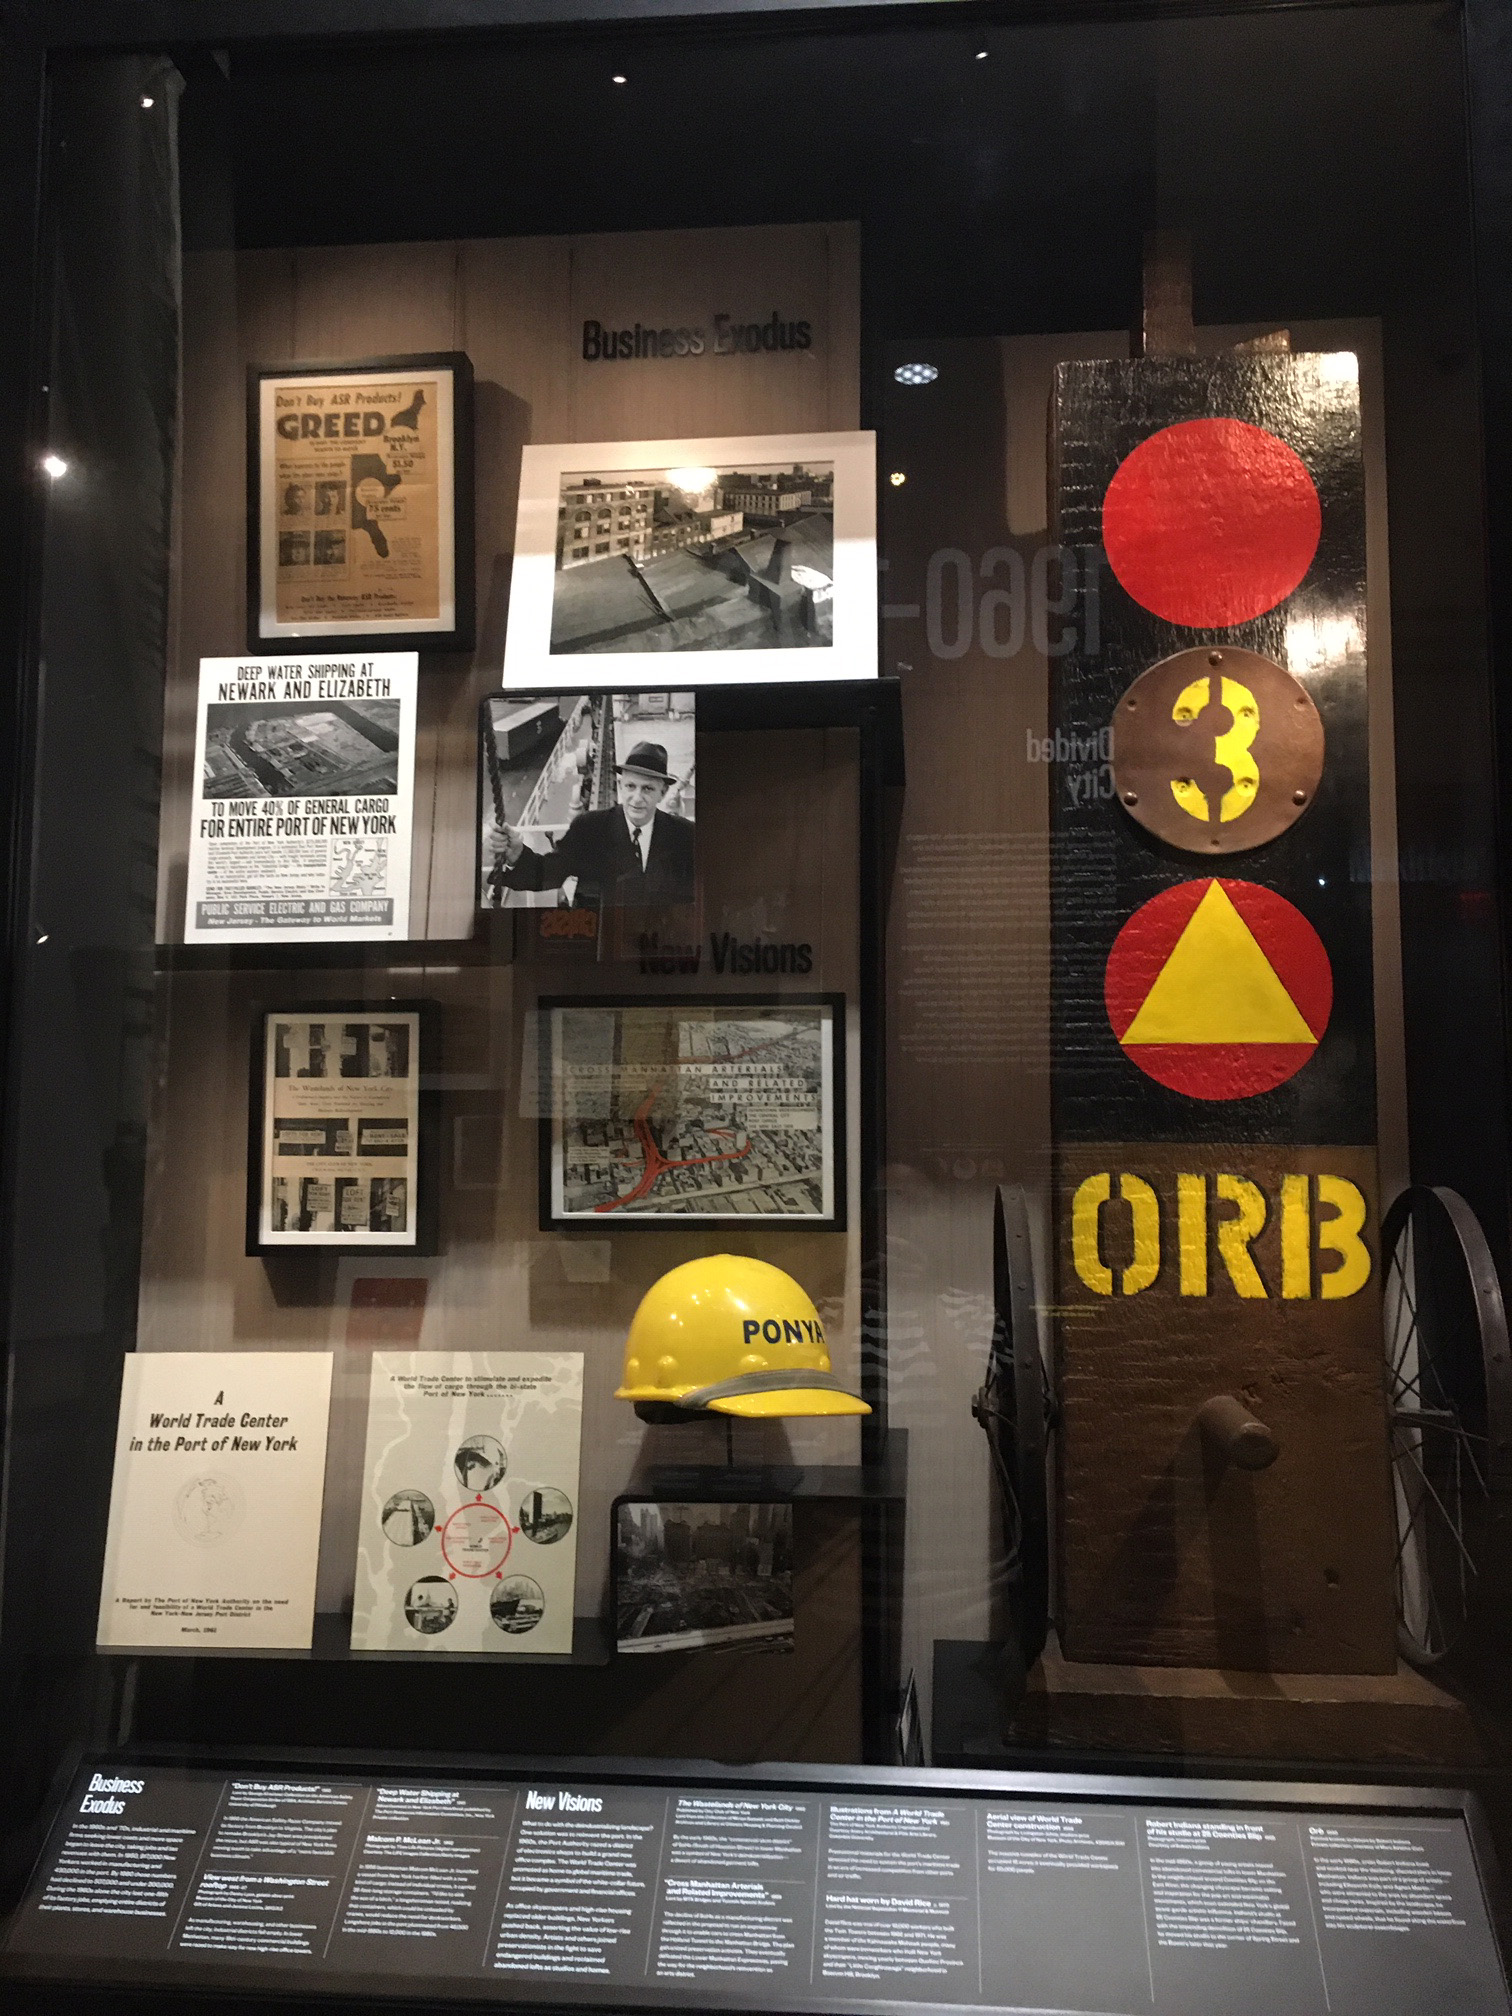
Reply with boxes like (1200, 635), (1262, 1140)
(248, 352), (474, 653)
(539, 995), (844, 1230)
(247, 1004), (438, 1255)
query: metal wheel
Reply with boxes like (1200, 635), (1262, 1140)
(1383, 1185), (1512, 1669)
(972, 1185), (1053, 1666)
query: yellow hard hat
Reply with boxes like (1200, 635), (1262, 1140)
(616, 1255), (870, 1420)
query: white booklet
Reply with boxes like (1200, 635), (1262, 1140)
(184, 653), (417, 944)
(97, 1352), (334, 1650)
(351, 1352), (583, 1656)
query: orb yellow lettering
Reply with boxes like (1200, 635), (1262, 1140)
(1068, 1170), (1372, 1299)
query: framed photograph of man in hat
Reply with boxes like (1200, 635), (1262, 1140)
(499, 431), (876, 688)
(477, 691), (697, 913)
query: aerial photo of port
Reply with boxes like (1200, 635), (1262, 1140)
(202, 697), (401, 798)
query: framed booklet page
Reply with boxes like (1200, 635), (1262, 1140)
(248, 1005), (438, 1255)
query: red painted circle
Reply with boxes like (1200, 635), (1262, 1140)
(1102, 419), (1321, 628)
(1105, 879), (1333, 1101)
(440, 1500), (513, 1578)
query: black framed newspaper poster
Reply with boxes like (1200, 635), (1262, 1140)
(539, 995), (845, 1230)
(248, 352), (474, 653)
(247, 1004), (439, 1256)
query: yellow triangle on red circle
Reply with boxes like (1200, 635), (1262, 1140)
(1104, 878), (1335, 1102)
(1120, 881), (1318, 1045)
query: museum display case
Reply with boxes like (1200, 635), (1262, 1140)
(3, 0), (1512, 2008)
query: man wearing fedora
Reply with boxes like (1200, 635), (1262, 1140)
(492, 740), (695, 908)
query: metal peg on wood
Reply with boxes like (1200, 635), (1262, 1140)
(1197, 1394), (1279, 1472)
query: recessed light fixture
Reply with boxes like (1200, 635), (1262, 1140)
(889, 471), (907, 487)
(612, 74), (627, 84)
(141, 94), (155, 108)
(893, 362), (938, 387)
(975, 50), (989, 60)
(41, 454), (68, 480)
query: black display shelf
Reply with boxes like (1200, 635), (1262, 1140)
(699, 676), (904, 785)
(634, 1426), (908, 1505)
(99, 1612), (614, 1667)
(154, 935), (496, 973)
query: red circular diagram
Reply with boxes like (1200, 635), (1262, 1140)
(1102, 419), (1321, 628)
(1104, 878), (1332, 1100)
(440, 1500), (513, 1577)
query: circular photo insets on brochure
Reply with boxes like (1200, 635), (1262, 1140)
(403, 1575), (458, 1636)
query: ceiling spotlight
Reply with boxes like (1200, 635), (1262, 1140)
(889, 471), (907, 488)
(41, 454), (68, 480)
(612, 73), (627, 84)
(893, 362), (938, 387)
(975, 50), (989, 60)
(141, 94), (155, 108)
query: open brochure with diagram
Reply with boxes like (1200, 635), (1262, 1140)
(351, 1353), (584, 1655)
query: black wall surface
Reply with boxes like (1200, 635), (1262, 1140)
(0, 56), (179, 1900)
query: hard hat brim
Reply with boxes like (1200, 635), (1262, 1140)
(704, 1387), (871, 1418)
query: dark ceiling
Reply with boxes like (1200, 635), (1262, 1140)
(183, 4), (1468, 341)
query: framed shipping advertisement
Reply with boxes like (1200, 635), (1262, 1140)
(185, 654), (417, 944)
(540, 995), (844, 1230)
(249, 352), (474, 652)
(501, 431), (876, 688)
(247, 1004), (439, 1255)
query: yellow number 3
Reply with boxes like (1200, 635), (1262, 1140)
(1170, 674), (1260, 826)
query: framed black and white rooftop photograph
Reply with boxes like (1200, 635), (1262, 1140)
(501, 431), (876, 688)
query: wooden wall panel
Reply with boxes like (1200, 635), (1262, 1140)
(160, 221), (860, 945)
(145, 223), (864, 1701)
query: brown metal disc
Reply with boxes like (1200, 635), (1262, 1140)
(1110, 645), (1324, 854)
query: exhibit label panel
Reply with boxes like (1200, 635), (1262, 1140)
(96, 1353), (333, 1651)
(5, 1765), (1506, 2015)
(185, 653), (417, 944)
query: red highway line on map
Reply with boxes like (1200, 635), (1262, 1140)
(593, 1081), (753, 1213)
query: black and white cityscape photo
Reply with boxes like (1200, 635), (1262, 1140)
(550, 462), (834, 653)
(615, 1500), (794, 1654)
